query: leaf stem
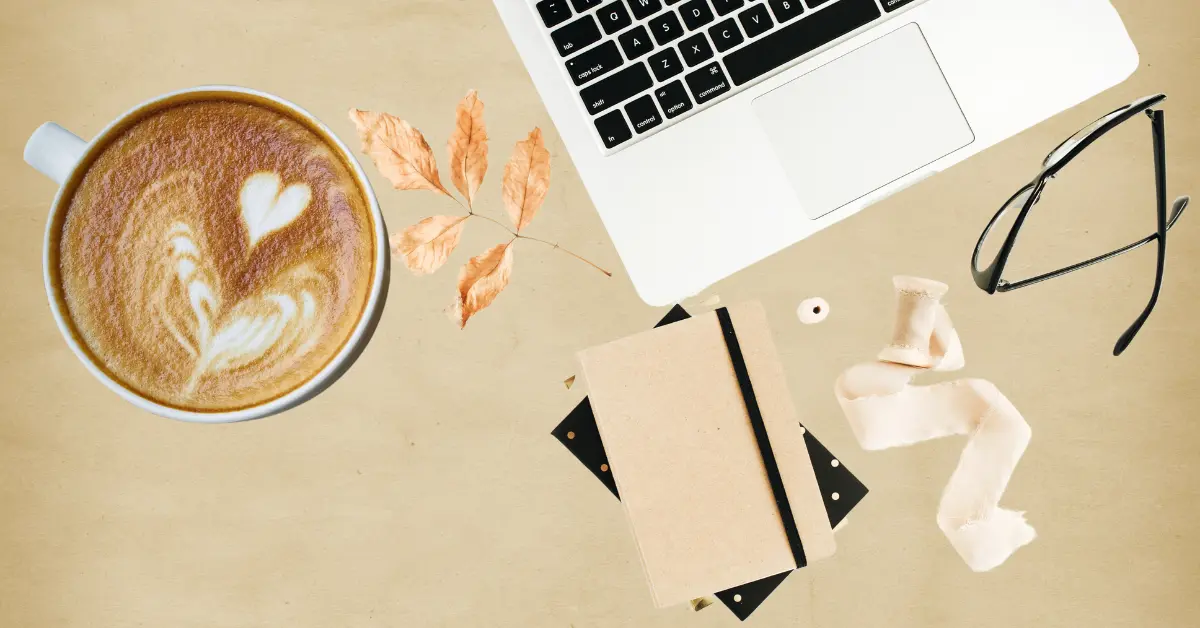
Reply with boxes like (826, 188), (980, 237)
(464, 212), (611, 277)
(515, 234), (613, 277)
(469, 210), (511, 232)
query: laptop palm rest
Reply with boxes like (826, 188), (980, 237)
(752, 23), (974, 219)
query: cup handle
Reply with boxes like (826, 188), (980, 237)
(24, 123), (87, 186)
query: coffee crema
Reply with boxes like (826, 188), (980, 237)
(56, 98), (375, 412)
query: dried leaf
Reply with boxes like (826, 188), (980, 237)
(447, 90), (489, 209)
(348, 108), (450, 196)
(501, 128), (551, 232)
(452, 242), (514, 328)
(563, 375), (576, 390)
(389, 215), (469, 275)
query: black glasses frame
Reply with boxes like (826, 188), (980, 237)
(971, 94), (1190, 356)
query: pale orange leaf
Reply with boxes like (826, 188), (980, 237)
(389, 215), (468, 275)
(447, 90), (489, 209)
(452, 242), (514, 329)
(501, 128), (551, 232)
(563, 375), (576, 390)
(348, 108), (450, 196)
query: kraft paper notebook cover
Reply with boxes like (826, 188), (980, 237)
(552, 305), (869, 621)
(577, 302), (836, 608)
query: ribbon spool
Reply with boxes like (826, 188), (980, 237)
(835, 277), (1035, 571)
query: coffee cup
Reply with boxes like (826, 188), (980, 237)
(24, 86), (389, 423)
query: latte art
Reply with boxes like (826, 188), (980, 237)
(57, 99), (375, 411)
(241, 172), (313, 248)
(134, 172), (327, 397)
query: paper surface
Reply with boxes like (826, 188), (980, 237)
(578, 302), (834, 607)
(3, 1), (1200, 626)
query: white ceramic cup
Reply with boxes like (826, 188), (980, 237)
(24, 86), (389, 423)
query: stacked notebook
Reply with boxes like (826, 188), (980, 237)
(552, 303), (868, 621)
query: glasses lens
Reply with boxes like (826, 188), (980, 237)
(977, 185), (1034, 269)
(1004, 121), (1160, 286)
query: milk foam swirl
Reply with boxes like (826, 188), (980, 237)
(119, 171), (334, 403)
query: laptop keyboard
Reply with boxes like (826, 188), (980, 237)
(535, 0), (923, 151)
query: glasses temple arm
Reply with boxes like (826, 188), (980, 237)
(1113, 109), (1170, 356)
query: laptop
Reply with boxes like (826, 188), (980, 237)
(493, 0), (1139, 305)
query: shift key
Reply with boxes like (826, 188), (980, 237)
(684, 62), (730, 105)
(580, 63), (653, 115)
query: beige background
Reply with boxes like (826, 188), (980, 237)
(1, 0), (1198, 626)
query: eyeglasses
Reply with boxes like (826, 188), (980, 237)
(971, 94), (1190, 356)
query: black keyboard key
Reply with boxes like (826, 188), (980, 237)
(625, 95), (663, 134)
(649, 11), (685, 45)
(626, 0), (663, 20)
(654, 80), (694, 118)
(767, 0), (804, 23)
(708, 18), (743, 52)
(679, 0), (715, 30)
(594, 110), (632, 148)
(726, 0), (881, 85)
(679, 32), (714, 66)
(565, 40), (625, 86)
(537, 0), (573, 28)
(738, 3), (773, 38)
(571, 0), (603, 11)
(618, 25), (655, 59)
(648, 48), (684, 80)
(597, 1), (633, 34)
(711, 0), (744, 16)
(580, 62), (653, 114)
(666, 0), (685, 4)
(551, 16), (602, 57)
(808, 0), (835, 6)
(684, 61), (731, 104)
(882, 0), (920, 11)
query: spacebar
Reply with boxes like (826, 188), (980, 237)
(724, 0), (882, 86)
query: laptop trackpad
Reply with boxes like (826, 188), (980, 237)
(752, 24), (974, 219)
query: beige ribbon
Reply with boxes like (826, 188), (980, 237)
(835, 277), (1035, 571)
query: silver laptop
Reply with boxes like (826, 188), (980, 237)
(493, 0), (1139, 305)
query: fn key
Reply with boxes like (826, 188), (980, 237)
(595, 110), (632, 148)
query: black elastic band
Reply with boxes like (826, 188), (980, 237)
(715, 307), (807, 569)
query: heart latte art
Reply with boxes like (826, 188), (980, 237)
(141, 172), (324, 396)
(57, 99), (376, 411)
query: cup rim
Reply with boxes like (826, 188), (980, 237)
(41, 85), (388, 423)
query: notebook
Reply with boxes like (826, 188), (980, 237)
(577, 302), (836, 608)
